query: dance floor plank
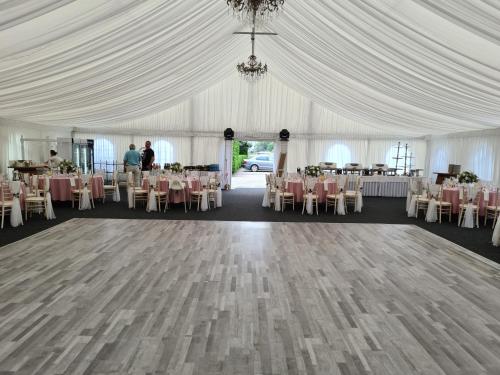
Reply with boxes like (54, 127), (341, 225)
(0, 219), (499, 375)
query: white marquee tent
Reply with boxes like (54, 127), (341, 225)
(1, 0), (499, 182)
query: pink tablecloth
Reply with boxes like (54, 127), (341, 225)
(40, 176), (104, 201)
(142, 178), (200, 204)
(442, 188), (497, 215)
(286, 180), (338, 203)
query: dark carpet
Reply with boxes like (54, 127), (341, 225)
(1, 188), (499, 264)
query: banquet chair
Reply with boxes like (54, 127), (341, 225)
(265, 174), (276, 208)
(25, 174), (41, 198)
(145, 176), (160, 212)
(169, 178), (187, 212)
(457, 186), (480, 228)
(103, 170), (119, 203)
(325, 176), (341, 214)
(190, 176), (209, 211)
(127, 172), (148, 209)
(302, 177), (319, 215)
(25, 177), (49, 220)
(425, 184), (452, 223)
(484, 188), (499, 228)
(277, 177), (295, 212)
(146, 176), (168, 212)
(345, 176), (362, 213)
(273, 176), (294, 212)
(207, 176), (218, 209)
(70, 174), (96, 209)
(0, 183), (13, 229)
(415, 183), (430, 219)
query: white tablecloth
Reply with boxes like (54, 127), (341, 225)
(359, 176), (411, 197)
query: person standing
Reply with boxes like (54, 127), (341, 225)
(142, 140), (155, 171)
(47, 150), (62, 168)
(123, 144), (141, 187)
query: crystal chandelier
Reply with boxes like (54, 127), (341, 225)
(227, 0), (284, 24)
(237, 54), (267, 80)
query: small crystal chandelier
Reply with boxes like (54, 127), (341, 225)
(227, 0), (284, 25)
(237, 30), (268, 82)
(235, 6), (268, 81)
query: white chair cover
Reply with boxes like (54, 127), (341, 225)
(79, 175), (92, 210)
(407, 195), (417, 217)
(127, 172), (134, 208)
(306, 192), (313, 215)
(461, 203), (475, 228)
(354, 194), (363, 213)
(493, 218), (500, 247)
(216, 187), (222, 207)
(274, 189), (281, 211)
(200, 191), (208, 211)
(484, 188), (490, 202)
(146, 176), (157, 212)
(44, 177), (56, 220)
(9, 181), (23, 227)
(337, 193), (346, 215)
(113, 184), (120, 202)
(262, 186), (270, 207)
(425, 198), (438, 223)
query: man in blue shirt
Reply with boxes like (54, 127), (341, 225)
(123, 144), (141, 187)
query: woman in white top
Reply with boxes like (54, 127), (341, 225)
(47, 150), (62, 168)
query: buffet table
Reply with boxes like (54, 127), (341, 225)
(359, 176), (411, 197)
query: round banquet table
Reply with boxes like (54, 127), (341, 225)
(39, 176), (104, 201)
(286, 179), (337, 203)
(142, 178), (200, 203)
(442, 188), (497, 215)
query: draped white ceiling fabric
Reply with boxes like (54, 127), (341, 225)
(0, 0), (499, 136)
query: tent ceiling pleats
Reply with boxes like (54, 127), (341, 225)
(0, 0), (499, 135)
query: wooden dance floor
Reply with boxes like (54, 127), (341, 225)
(1, 219), (500, 375)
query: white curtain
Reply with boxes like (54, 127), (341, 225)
(0, 118), (71, 176)
(428, 129), (500, 185)
(1, 1), (499, 135)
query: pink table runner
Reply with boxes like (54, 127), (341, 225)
(39, 176), (104, 201)
(286, 180), (337, 203)
(442, 188), (497, 215)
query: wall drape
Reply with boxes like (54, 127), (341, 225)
(0, 118), (71, 176)
(427, 129), (500, 185)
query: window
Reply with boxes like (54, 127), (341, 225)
(92, 138), (115, 173)
(326, 144), (351, 166)
(152, 140), (173, 166)
(94, 138), (114, 162)
(256, 156), (269, 161)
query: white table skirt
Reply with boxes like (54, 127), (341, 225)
(346, 176), (410, 197)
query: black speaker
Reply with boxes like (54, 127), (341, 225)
(279, 129), (290, 141)
(224, 128), (234, 140)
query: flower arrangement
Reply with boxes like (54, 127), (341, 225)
(305, 165), (322, 177)
(458, 171), (478, 184)
(167, 162), (183, 174)
(59, 159), (76, 174)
